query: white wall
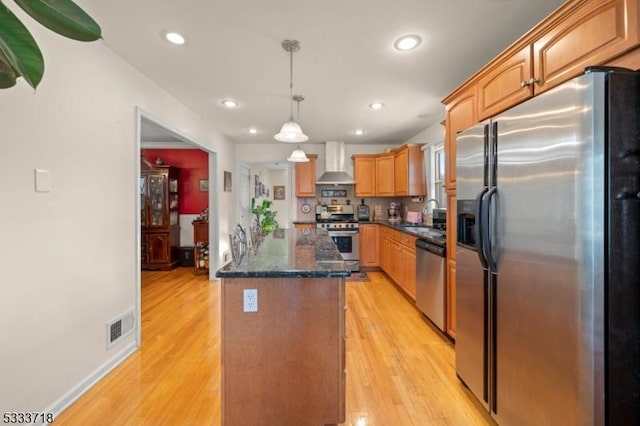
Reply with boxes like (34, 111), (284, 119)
(404, 118), (446, 146)
(0, 11), (235, 415)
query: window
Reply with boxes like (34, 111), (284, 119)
(430, 142), (446, 208)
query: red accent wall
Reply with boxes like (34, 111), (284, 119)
(143, 149), (209, 214)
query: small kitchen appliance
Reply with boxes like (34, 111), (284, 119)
(406, 211), (422, 224)
(387, 202), (401, 223)
(431, 208), (447, 231)
(357, 199), (370, 221)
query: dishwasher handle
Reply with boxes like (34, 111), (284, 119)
(415, 239), (445, 257)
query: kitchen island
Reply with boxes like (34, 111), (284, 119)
(216, 228), (349, 426)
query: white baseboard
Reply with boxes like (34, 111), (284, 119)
(45, 341), (138, 423)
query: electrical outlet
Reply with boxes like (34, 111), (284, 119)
(243, 289), (258, 312)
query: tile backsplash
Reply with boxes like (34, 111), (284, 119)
(295, 184), (434, 222)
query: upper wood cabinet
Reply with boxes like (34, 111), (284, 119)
(352, 155), (376, 197)
(444, 86), (477, 189)
(533, 0), (640, 94)
(375, 153), (395, 197)
(477, 46), (534, 121)
(352, 145), (426, 197)
(295, 154), (317, 197)
(394, 144), (426, 196)
(462, 0), (640, 125)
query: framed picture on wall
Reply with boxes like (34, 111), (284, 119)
(199, 179), (209, 192)
(224, 171), (232, 192)
(274, 185), (285, 200)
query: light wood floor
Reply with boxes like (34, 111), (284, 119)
(54, 268), (492, 425)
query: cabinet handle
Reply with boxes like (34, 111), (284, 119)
(521, 78), (540, 87)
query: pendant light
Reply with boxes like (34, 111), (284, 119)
(287, 146), (309, 162)
(275, 40), (309, 143)
(286, 95), (309, 162)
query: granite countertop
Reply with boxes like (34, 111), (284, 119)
(368, 220), (447, 245)
(215, 228), (350, 279)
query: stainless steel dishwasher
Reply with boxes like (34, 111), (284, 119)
(416, 239), (446, 332)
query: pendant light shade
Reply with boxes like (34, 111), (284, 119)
(287, 146), (309, 162)
(275, 40), (309, 143)
(275, 119), (308, 143)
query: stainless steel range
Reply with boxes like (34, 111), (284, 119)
(316, 205), (359, 272)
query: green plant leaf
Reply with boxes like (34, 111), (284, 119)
(0, 60), (18, 88)
(14, 0), (102, 41)
(0, 3), (43, 88)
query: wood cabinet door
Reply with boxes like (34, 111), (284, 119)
(445, 85), (477, 190)
(353, 156), (376, 197)
(380, 228), (390, 271)
(477, 45), (533, 121)
(388, 239), (402, 285)
(193, 222), (209, 244)
(294, 223), (316, 230)
(295, 154), (317, 197)
(533, 0), (640, 94)
(394, 148), (409, 196)
(447, 258), (457, 339)
(359, 224), (379, 267)
(148, 233), (170, 264)
(401, 244), (417, 299)
(375, 153), (395, 196)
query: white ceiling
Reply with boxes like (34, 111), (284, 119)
(84, 0), (566, 145)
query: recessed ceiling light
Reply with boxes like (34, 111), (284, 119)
(369, 102), (385, 110)
(353, 129), (366, 136)
(394, 34), (422, 51)
(165, 32), (185, 45)
(221, 99), (239, 108)
(247, 128), (258, 134)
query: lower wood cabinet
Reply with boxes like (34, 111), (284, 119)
(294, 223), (316, 230)
(359, 224), (379, 267)
(379, 226), (417, 300)
(447, 259), (457, 339)
(379, 227), (391, 271)
(142, 228), (180, 270)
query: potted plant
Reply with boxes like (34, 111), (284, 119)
(0, 0), (102, 90)
(251, 198), (278, 234)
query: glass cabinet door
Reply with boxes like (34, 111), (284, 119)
(140, 176), (148, 227)
(148, 174), (167, 227)
(169, 178), (179, 225)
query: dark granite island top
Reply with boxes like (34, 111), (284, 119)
(217, 227), (347, 425)
(215, 227), (350, 278)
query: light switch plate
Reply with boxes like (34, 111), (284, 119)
(34, 169), (51, 192)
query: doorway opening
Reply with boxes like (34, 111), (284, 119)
(243, 162), (293, 230)
(135, 108), (218, 345)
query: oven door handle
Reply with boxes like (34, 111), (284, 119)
(328, 231), (359, 236)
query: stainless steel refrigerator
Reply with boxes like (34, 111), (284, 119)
(455, 68), (639, 425)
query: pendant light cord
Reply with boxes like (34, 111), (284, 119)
(289, 49), (294, 120)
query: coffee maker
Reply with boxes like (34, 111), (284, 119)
(357, 199), (370, 221)
(387, 202), (401, 223)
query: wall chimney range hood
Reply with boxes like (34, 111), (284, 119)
(316, 141), (356, 185)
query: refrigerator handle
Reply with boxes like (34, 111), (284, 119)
(483, 124), (490, 187)
(475, 188), (489, 268)
(483, 187), (498, 271)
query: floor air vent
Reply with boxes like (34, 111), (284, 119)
(106, 310), (135, 348)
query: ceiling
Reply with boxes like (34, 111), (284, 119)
(85, 0), (566, 145)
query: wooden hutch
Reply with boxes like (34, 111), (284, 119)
(141, 160), (181, 270)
